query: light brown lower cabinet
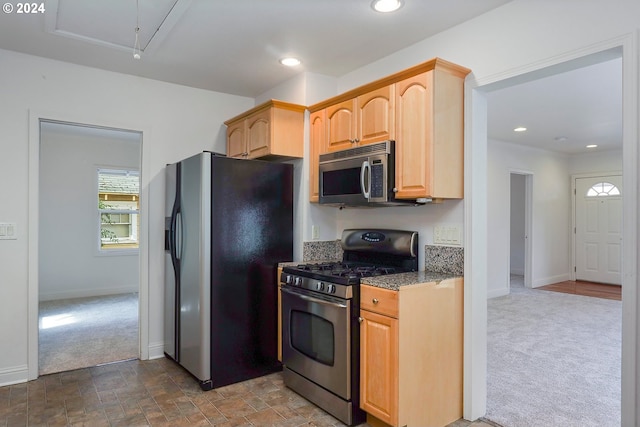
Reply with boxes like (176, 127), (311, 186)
(359, 278), (463, 427)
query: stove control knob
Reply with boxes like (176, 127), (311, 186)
(327, 284), (336, 294)
(316, 282), (325, 291)
(293, 277), (302, 286)
(284, 275), (292, 284)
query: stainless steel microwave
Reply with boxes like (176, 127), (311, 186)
(318, 140), (429, 207)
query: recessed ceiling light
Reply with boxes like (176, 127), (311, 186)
(371, 0), (404, 13)
(586, 144), (598, 148)
(513, 127), (527, 132)
(279, 57), (301, 67)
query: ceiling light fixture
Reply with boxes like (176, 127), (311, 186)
(586, 144), (598, 148)
(133, 0), (141, 59)
(280, 57), (301, 67)
(371, 0), (404, 13)
(554, 136), (568, 142)
(513, 126), (527, 132)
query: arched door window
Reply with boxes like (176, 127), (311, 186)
(586, 182), (621, 197)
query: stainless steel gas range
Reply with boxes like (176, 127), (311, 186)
(280, 229), (419, 426)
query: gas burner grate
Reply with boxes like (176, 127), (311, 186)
(290, 262), (398, 279)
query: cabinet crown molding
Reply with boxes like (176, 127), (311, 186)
(224, 99), (306, 125)
(308, 57), (471, 113)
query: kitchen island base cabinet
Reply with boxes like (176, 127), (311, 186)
(360, 278), (463, 427)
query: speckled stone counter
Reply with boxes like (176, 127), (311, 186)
(277, 259), (339, 268)
(302, 240), (343, 262)
(425, 245), (463, 276)
(278, 242), (463, 290)
(361, 270), (460, 291)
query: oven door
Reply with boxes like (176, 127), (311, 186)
(281, 286), (351, 399)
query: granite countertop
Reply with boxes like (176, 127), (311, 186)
(361, 270), (461, 291)
(277, 260), (339, 268)
(278, 260), (460, 291)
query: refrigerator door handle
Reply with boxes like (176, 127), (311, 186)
(175, 211), (183, 260)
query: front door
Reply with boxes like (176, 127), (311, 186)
(575, 175), (622, 284)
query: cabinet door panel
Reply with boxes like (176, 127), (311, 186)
(227, 121), (246, 158)
(326, 99), (356, 152)
(246, 109), (271, 158)
(360, 309), (398, 426)
(358, 85), (394, 145)
(395, 72), (433, 199)
(309, 110), (326, 203)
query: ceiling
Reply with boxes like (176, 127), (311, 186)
(0, 0), (623, 154)
(486, 54), (623, 155)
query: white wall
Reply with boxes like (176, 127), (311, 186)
(0, 47), (254, 383)
(488, 140), (571, 297)
(569, 149), (623, 174)
(510, 174), (526, 275)
(39, 123), (140, 301)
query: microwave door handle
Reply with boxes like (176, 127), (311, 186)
(360, 160), (371, 200)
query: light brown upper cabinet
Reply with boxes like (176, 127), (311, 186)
(325, 85), (395, 152)
(224, 100), (305, 160)
(308, 58), (470, 203)
(394, 66), (467, 200)
(309, 110), (326, 203)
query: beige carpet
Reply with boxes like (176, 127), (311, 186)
(39, 293), (139, 375)
(486, 276), (621, 426)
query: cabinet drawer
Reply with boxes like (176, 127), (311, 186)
(360, 285), (398, 318)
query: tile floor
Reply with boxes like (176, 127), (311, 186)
(0, 358), (500, 427)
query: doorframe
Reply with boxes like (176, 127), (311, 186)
(28, 110), (151, 380)
(571, 171), (623, 282)
(508, 170), (533, 289)
(464, 33), (638, 425)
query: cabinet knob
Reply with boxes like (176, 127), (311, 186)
(349, 138), (360, 144)
(358, 317), (364, 323)
(372, 298), (379, 304)
(393, 187), (398, 193)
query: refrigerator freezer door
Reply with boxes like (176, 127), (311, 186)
(208, 156), (292, 386)
(177, 153), (212, 384)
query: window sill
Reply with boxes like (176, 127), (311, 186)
(96, 248), (139, 257)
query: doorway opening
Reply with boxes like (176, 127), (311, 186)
(482, 50), (624, 426)
(38, 120), (141, 375)
(509, 172), (532, 290)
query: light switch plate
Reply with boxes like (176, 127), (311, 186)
(0, 223), (17, 240)
(434, 225), (462, 246)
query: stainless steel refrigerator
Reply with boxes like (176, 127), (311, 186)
(164, 151), (292, 390)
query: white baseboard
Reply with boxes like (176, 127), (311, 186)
(488, 287), (510, 299)
(532, 273), (571, 288)
(148, 341), (165, 360)
(39, 285), (138, 301)
(0, 364), (28, 387)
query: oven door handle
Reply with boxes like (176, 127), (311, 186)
(281, 286), (348, 309)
